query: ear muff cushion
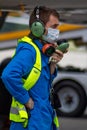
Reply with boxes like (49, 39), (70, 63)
(31, 21), (45, 38)
(42, 44), (55, 56)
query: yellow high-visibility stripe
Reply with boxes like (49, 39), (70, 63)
(19, 36), (41, 90)
(53, 116), (59, 128)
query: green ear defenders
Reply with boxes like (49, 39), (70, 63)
(31, 6), (45, 38)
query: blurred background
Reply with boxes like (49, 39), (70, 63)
(0, 0), (87, 130)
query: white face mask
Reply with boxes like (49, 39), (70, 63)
(42, 28), (60, 43)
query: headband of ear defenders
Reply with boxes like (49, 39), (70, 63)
(30, 6), (45, 38)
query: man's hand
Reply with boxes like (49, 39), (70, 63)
(25, 98), (34, 110)
(50, 50), (63, 74)
(49, 49), (63, 63)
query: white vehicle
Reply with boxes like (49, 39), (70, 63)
(52, 29), (87, 117)
(53, 66), (87, 117)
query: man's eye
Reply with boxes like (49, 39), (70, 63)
(51, 24), (58, 29)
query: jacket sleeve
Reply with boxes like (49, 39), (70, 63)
(51, 66), (58, 82)
(1, 43), (36, 104)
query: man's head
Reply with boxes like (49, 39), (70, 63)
(29, 6), (60, 38)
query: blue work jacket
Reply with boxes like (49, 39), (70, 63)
(1, 39), (58, 130)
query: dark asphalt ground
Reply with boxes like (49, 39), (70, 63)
(59, 116), (87, 130)
(0, 109), (87, 130)
(59, 109), (87, 130)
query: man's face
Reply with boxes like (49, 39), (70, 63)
(45, 15), (59, 34)
(42, 14), (60, 43)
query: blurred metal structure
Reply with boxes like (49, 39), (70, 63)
(0, 0), (87, 24)
(0, 0), (87, 9)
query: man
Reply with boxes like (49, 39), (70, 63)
(2, 6), (64, 130)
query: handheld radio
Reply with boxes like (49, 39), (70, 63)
(56, 42), (69, 53)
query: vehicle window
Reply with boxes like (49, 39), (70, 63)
(0, 11), (29, 33)
(0, 22), (28, 33)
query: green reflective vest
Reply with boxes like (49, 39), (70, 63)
(9, 36), (59, 128)
(10, 36), (42, 128)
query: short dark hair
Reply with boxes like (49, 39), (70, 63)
(29, 6), (59, 27)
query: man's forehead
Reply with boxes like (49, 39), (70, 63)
(49, 15), (59, 24)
